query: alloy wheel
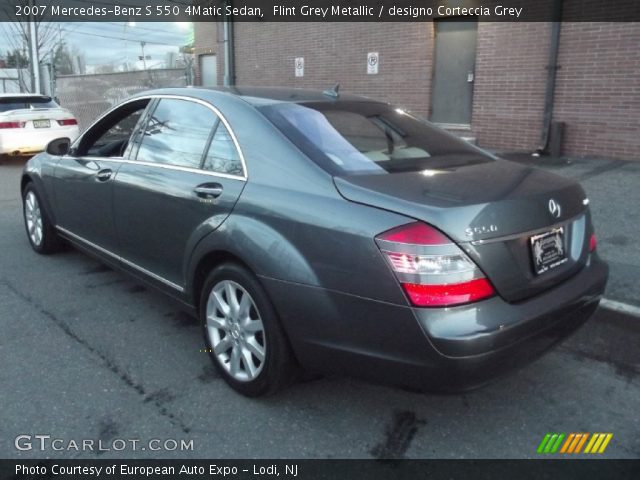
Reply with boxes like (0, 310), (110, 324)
(25, 191), (43, 247)
(205, 280), (266, 382)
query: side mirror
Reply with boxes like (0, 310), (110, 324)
(45, 137), (71, 156)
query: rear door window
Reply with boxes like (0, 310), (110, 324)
(202, 123), (244, 177)
(135, 98), (217, 169)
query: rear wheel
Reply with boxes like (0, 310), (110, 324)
(200, 263), (297, 396)
(23, 184), (60, 254)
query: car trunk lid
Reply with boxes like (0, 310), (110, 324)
(334, 158), (591, 302)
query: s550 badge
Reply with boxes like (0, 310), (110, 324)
(465, 225), (498, 237)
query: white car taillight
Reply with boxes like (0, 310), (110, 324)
(57, 119), (78, 126)
(375, 222), (495, 307)
(0, 121), (25, 129)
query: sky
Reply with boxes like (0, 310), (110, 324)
(0, 21), (193, 71)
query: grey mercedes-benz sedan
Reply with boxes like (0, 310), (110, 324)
(21, 87), (608, 396)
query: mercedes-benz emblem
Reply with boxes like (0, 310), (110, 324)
(548, 199), (562, 218)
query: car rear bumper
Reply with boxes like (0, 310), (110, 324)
(262, 254), (608, 391)
(0, 126), (79, 155)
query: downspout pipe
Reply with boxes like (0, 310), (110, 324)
(536, 0), (563, 155)
(223, 0), (236, 86)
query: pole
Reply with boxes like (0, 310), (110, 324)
(140, 41), (147, 70)
(222, 2), (235, 86)
(536, 0), (564, 155)
(28, 0), (41, 93)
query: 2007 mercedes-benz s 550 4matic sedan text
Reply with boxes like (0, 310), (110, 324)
(21, 87), (608, 396)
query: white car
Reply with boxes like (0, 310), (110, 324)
(0, 93), (80, 157)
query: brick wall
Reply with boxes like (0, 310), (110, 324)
(233, 22), (433, 117)
(471, 22), (550, 152)
(197, 20), (640, 160)
(553, 22), (640, 159)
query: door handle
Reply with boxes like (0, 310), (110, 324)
(194, 184), (223, 199)
(96, 169), (113, 181)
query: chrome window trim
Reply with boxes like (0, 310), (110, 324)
(72, 156), (245, 181)
(56, 226), (184, 292)
(68, 93), (248, 181)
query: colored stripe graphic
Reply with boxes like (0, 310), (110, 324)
(574, 433), (589, 453)
(598, 433), (613, 453)
(540, 433), (613, 454)
(537, 433), (552, 454)
(550, 434), (565, 453)
(560, 433), (575, 453)
(585, 433), (614, 454)
(537, 433), (565, 454)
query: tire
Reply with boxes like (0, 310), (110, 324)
(200, 263), (298, 396)
(23, 184), (61, 254)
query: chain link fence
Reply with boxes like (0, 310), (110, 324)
(55, 68), (189, 131)
(0, 68), (30, 93)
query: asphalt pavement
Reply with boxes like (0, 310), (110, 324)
(0, 155), (638, 459)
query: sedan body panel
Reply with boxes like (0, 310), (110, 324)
(262, 254), (607, 389)
(186, 181), (412, 306)
(113, 163), (246, 288)
(333, 159), (586, 243)
(334, 160), (591, 302)
(52, 157), (123, 253)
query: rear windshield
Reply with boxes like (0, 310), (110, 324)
(0, 96), (58, 112)
(258, 101), (494, 175)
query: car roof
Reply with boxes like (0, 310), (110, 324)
(133, 86), (383, 107)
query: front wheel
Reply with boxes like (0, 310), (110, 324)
(200, 263), (298, 396)
(23, 184), (60, 254)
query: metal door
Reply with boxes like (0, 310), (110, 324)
(430, 19), (478, 126)
(200, 54), (217, 87)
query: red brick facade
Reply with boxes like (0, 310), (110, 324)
(195, 20), (640, 160)
(553, 22), (640, 159)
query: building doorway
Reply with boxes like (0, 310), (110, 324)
(199, 54), (217, 87)
(430, 19), (478, 127)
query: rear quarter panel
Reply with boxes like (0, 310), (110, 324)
(183, 93), (412, 306)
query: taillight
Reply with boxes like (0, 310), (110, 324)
(0, 121), (25, 129)
(376, 222), (495, 307)
(589, 233), (597, 252)
(57, 119), (78, 126)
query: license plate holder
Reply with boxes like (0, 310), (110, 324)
(530, 227), (567, 275)
(33, 120), (50, 128)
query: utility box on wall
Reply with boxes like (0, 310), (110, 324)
(549, 121), (565, 158)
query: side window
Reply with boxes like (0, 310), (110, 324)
(86, 111), (143, 157)
(202, 123), (244, 176)
(136, 98), (216, 168)
(79, 100), (150, 158)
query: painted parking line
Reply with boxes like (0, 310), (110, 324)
(600, 298), (640, 318)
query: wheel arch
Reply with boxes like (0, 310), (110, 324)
(20, 173), (32, 195)
(190, 249), (254, 308)
(190, 248), (303, 369)
(21, 172), (58, 226)
(185, 214), (320, 306)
